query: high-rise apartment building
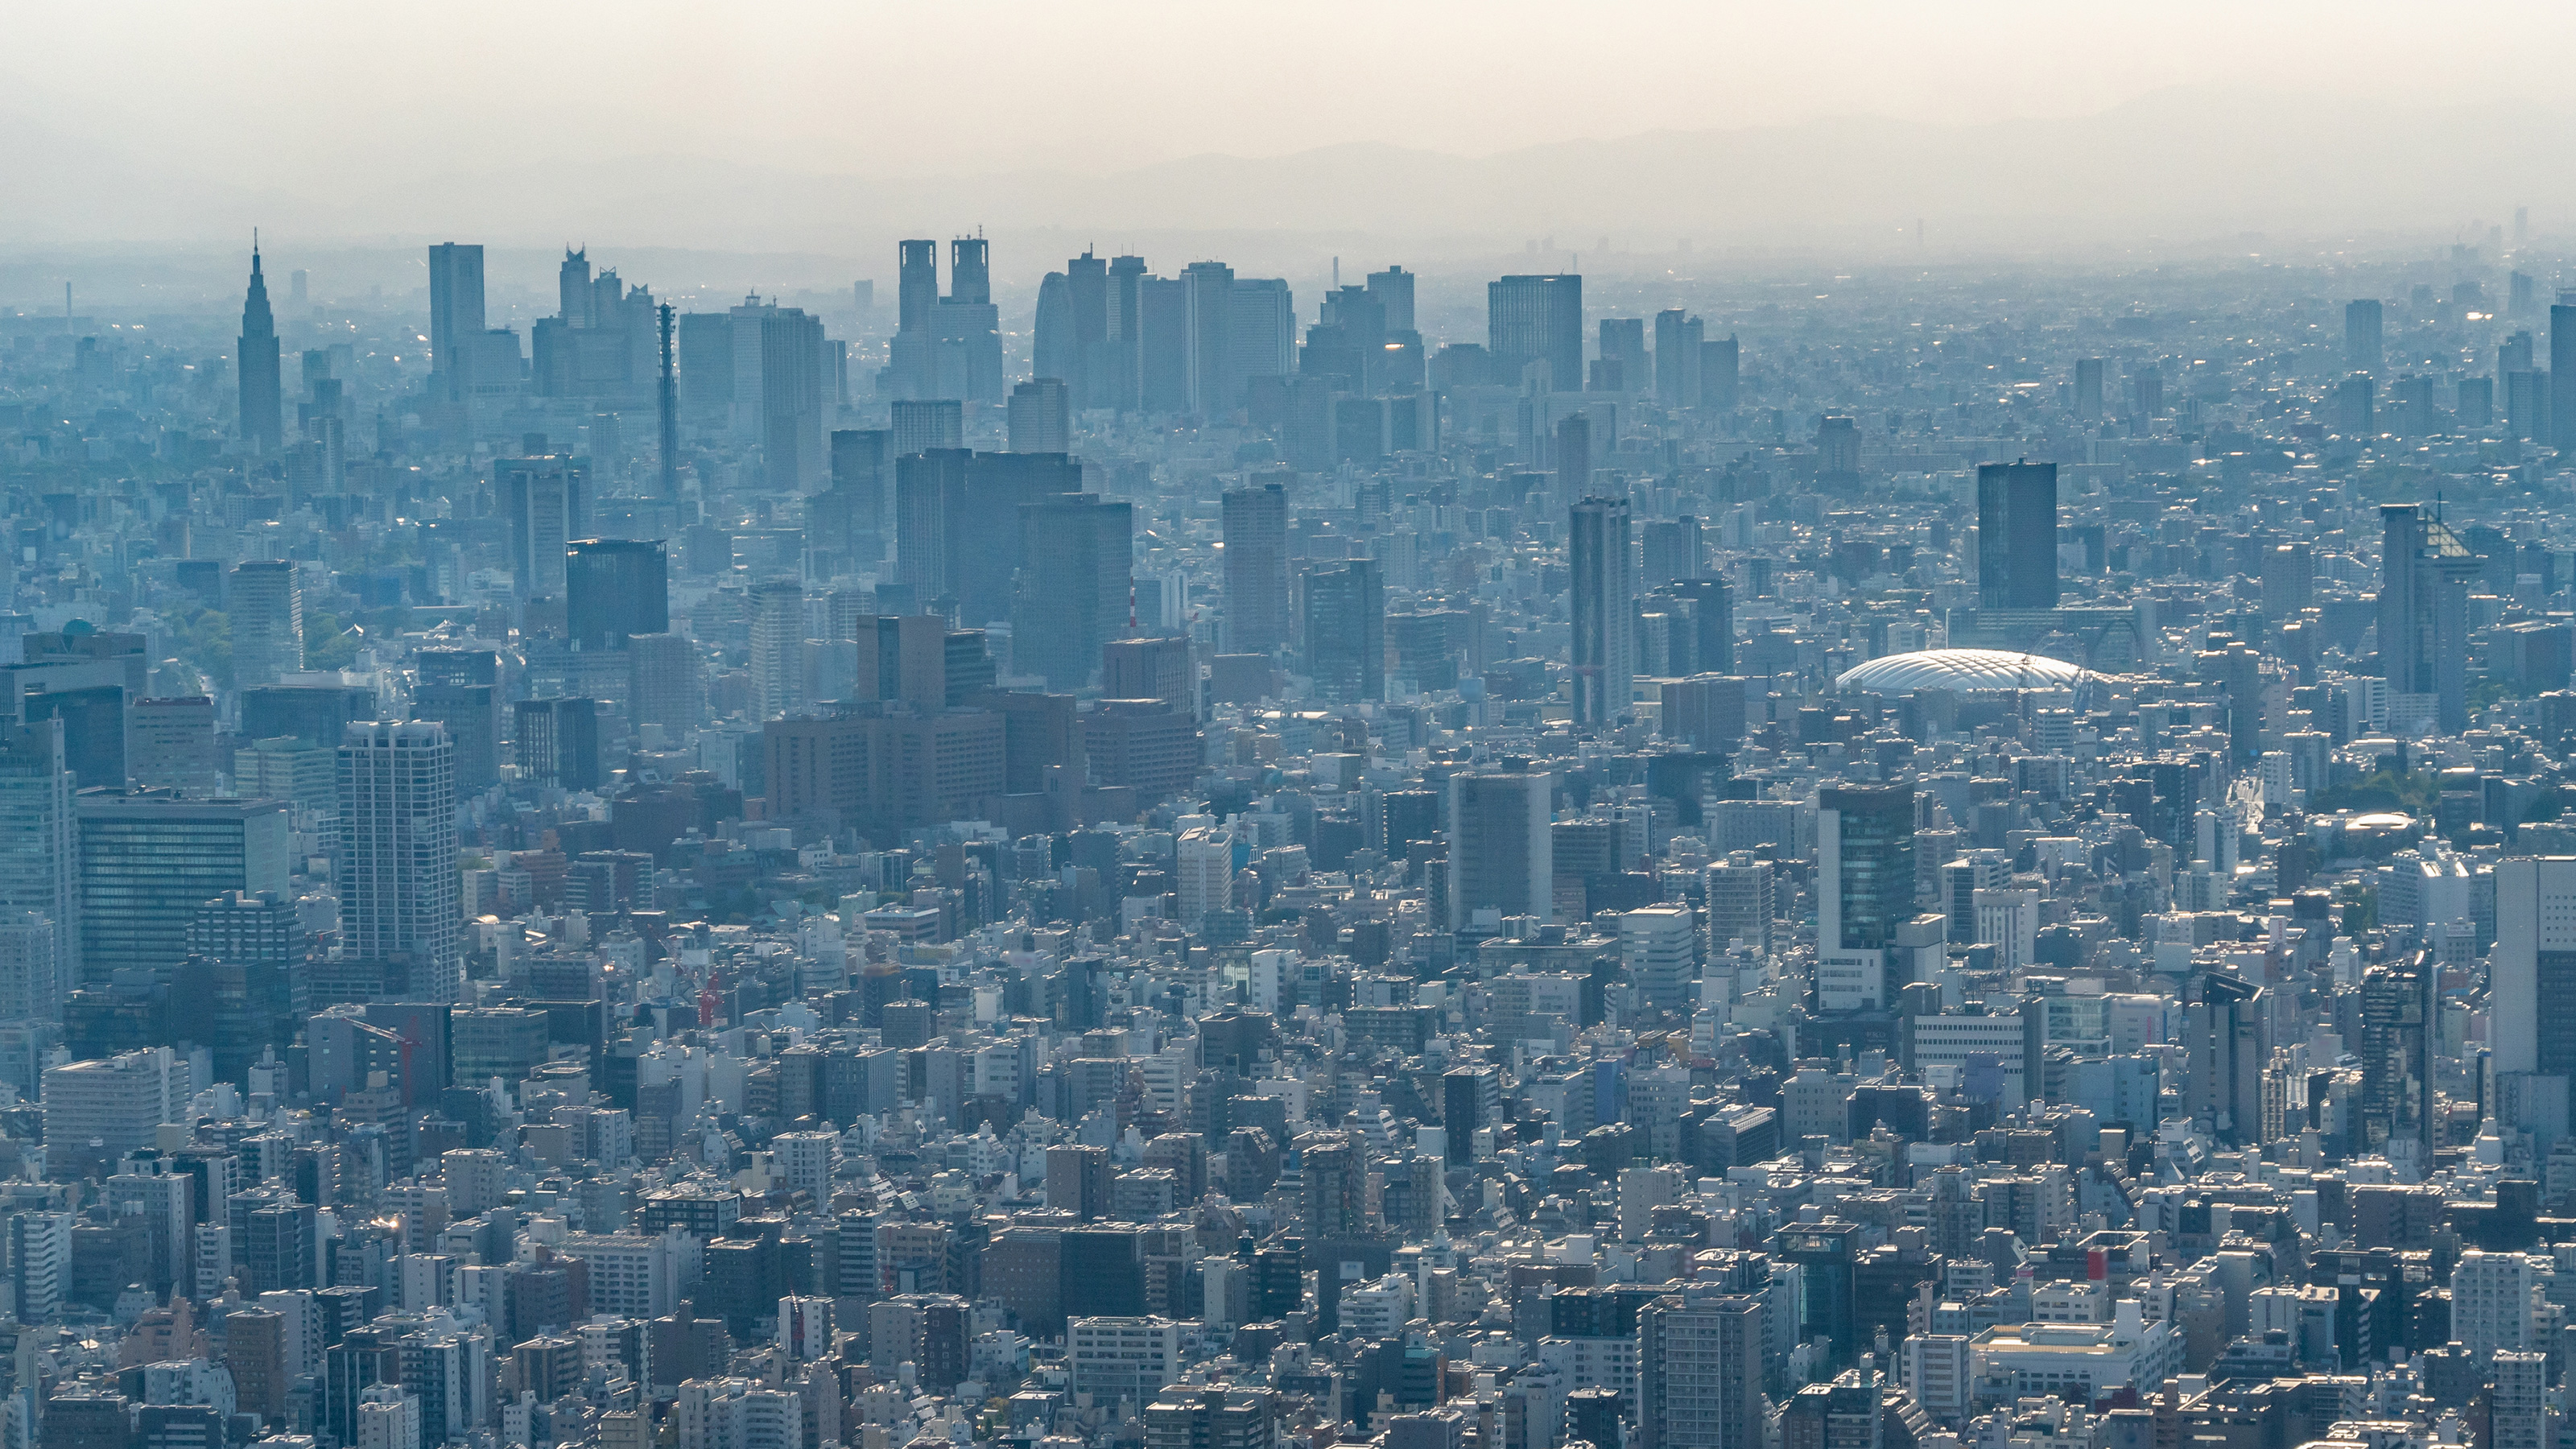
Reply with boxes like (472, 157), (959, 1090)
(2379, 502), (2481, 733)
(748, 580), (807, 720)
(0, 720), (77, 1011)
(337, 721), (460, 1003)
(2346, 299), (2383, 372)
(1637, 1287), (1764, 1449)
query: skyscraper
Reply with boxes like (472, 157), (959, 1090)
(502, 456), (587, 603)
(565, 540), (669, 652)
(1011, 495), (1132, 691)
(76, 791), (291, 988)
(2379, 502), (2481, 733)
(238, 242), (283, 450)
(1221, 481), (1290, 655)
(1447, 770), (1552, 929)
(748, 580), (808, 720)
(1638, 1287), (1764, 1449)
(2345, 299), (2383, 372)
(1817, 784), (1917, 1013)
(512, 699), (602, 792)
(0, 721), (76, 1018)
(1009, 378), (1071, 454)
(2494, 857), (2576, 1135)
(1703, 334), (1740, 410)
(1974, 461), (2058, 610)
(338, 721), (460, 1004)
(1182, 262), (1237, 418)
(184, 890), (304, 1086)
(229, 561), (305, 687)
(427, 243), (486, 406)
(1302, 559), (1384, 704)
(2356, 955), (2435, 1159)
(1568, 497), (1635, 725)
(760, 307), (828, 492)
(1488, 275), (1583, 392)
(1654, 309), (1703, 409)
(2553, 291), (2576, 452)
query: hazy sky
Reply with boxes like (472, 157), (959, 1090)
(10, 0), (2574, 182)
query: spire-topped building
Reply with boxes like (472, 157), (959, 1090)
(237, 238), (283, 450)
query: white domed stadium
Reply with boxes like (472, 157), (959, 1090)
(1835, 647), (2086, 695)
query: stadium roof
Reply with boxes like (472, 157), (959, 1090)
(1835, 647), (2086, 694)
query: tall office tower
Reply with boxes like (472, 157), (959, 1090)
(758, 308), (828, 492)
(1302, 559), (1385, 704)
(1974, 460), (2058, 610)
(627, 634), (703, 730)
(2346, 299), (2383, 371)
(1447, 770), (1552, 929)
(1596, 316), (1646, 391)
(1009, 378), (1071, 453)
(185, 890), (303, 1084)
(1642, 516), (1702, 588)
(1658, 576), (1734, 673)
(502, 456), (587, 603)
(0, 911), (58, 1029)
(895, 449), (968, 601)
(2074, 357), (2105, 419)
(1175, 826), (1234, 931)
(512, 699), (601, 792)
(2553, 291), (2576, 452)
(1033, 271), (1074, 388)
(566, 540), (669, 652)
(949, 237), (991, 305)
(1660, 675), (1748, 752)
(1637, 1287), (1764, 1449)
(238, 242), (283, 450)
(1181, 262), (1237, 418)
(2334, 374), (2376, 435)
(1554, 413), (1591, 503)
(1011, 496), (1132, 691)
(1366, 265), (1415, 332)
(1231, 278), (1295, 396)
(2508, 367), (2549, 442)
(1703, 333), (1740, 410)
(130, 696), (220, 794)
(898, 239), (938, 330)
(2260, 543), (2315, 617)
(1100, 254), (1149, 411)
(657, 303), (680, 500)
(0, 722), (74, 1016)
(892, 398), (964, 457)
(1817, 784), (1917, 1013)
(1654, 309), (1704, 408)
(2379, 503), (2481, 733)
(427, 243), (486, 405)
(2185, 972), (2267, 1146)
(2356, 956), (2436, 1159)
(1568, 497), (1635, 725)
(748, 580), (808, 720)
(411, 681), (497, 793)
(1706, 853), (1774, 955)
(337, 721), (460, 1003)
(827, 428), (893, 541)
(2495, 857), (2576, 1134)
(1103, 636), (1195, 716)
(1221, 481), (1290, 654)
(230, 561), (306, 687)
(77, 792), (291, 986)
(1488, 275), (1583, 392)
(1137, 275), (1191, 412)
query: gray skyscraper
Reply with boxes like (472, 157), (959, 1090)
(1222, 480), (1290, 655)
(337, 721), (460, 1003)
(566, 539), (669, 652)
(1975, 460), (2058, 610)
(1817, 783), (1917, 1013)
(2553, 292), (2576, 452)
(502, 456), (587, 603)
(76, 792), (291, 988)
(427, 242), (486, 406)
(229, 562), (305, 687)
(1182, 262), (1237, 418)
(1009, 378), (1071, 454)
(1568, 497), (1634, 725)
(2379, 502), (2481, 733)
(237, 243), (283, 450)
(1654, 308), (1703, 408)
(1447, 770), (1552, 930)
(1302, 559), (1384, 704)
(1488, 275), (1583, 392)
(1011, 495), (1132, 691)
(2346, 298), (2383, 372)
(0, 721), (76, 1017)
(748, 580), (807, 720)
(759, 307), (828, 492)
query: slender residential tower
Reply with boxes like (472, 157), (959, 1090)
(238, 239), (283, 450)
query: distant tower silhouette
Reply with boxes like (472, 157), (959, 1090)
(237, 238), (283, 450)
(656, 303), (680, 502)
